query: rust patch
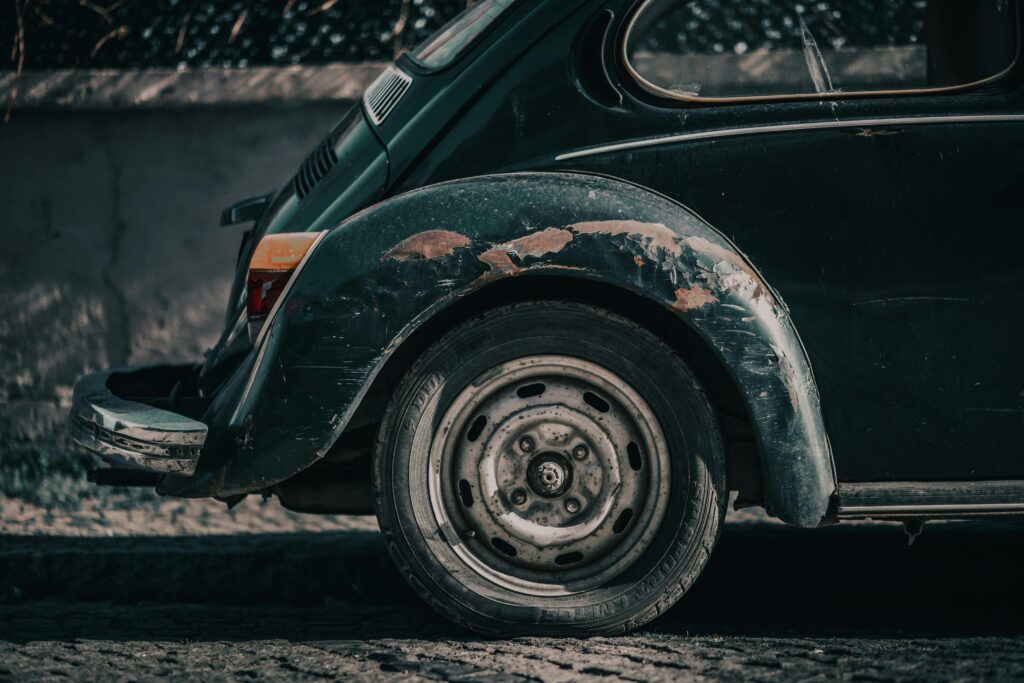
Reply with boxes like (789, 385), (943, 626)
(476, 227), (573, 277)
(505, 228), (574, 257)
(672, 285), (718, 312)
(383, 230), (471, 262)
(633, 255), (644, 267)
(477, 247), (518, 274)
(570, 220), (682, 257)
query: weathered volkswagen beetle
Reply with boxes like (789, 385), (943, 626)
(71, 0), (1024, 635)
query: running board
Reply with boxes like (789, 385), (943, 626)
(837, 480), (1024, 519)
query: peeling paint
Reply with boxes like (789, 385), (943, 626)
(505, 227), (574, 257)
(672, 285), (718, 312)
(477, 247), (518, 275)
(570, 220), (683, 258)
(476, 227), (574, 277)
(720, 269), (772, 309)
(681, 235), (752, 275)
(383, 230), (471, 262)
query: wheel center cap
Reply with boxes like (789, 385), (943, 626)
(527, 453), (572, 498)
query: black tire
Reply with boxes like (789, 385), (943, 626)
(373, 301), (726, 636)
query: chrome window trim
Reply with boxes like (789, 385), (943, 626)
(620, 0), (1022, 104)
(555, 114), (1024, 161)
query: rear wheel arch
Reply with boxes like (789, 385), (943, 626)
(347, 275), (764, 510)
(209, 172), (832, 525)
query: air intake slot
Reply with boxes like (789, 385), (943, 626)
(364, 65), (412, 126)
(292, 138), (338, 200)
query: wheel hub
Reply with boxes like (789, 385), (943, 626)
(428, 355), (671, 596)
(527, 453), (572, 498)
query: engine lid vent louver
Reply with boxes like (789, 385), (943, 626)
(293, 138), (338, 200)
(364, 65), (412, 126)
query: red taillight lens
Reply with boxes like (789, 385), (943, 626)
(246, 269), (291, 319)
(246, 232), (322, 342)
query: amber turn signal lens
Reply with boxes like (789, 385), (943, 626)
(246, 232), (322, 342)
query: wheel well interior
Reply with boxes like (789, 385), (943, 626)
(275, 274), (764, 514)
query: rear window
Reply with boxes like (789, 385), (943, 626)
(623, 0), (1020, 101)
(411, 0), (517, 70)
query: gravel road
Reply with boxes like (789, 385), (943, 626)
(2, 496), (1023, 681)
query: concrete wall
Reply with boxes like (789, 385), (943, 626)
(0, 66), (380, 500)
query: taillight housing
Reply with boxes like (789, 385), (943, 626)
(246, 232), (323, 343)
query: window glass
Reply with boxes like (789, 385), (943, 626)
(411, 0), (517, 70)
(624, 0), (1019, 100)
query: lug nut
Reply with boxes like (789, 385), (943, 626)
(511, 489), (528, 506)
(518, 436), (535, 453)
(565, 498), (581, 514)
(572, 444), (589, 460)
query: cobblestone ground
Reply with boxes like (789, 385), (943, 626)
(4, 602), (1023, 682)
(2, 496), (1023, 682)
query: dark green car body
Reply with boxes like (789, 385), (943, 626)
(73, 0), (1024, 528)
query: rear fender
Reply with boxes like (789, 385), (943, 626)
(167, 172), (836, 527)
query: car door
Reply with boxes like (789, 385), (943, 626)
(594, 0), (1024, 482)
(631, 109), (1024, 483)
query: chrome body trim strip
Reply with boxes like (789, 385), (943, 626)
(555, 114), (1024, 161)
(837, 479), (1024, 518)
(838, 502), (1024, 517)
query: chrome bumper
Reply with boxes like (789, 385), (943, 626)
(70, 366), (207, 475)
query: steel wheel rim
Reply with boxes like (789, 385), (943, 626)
(427, 355), (672, 597)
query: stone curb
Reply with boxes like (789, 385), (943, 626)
(0, 531), (412, 605)
(3, 522), (1021, 614)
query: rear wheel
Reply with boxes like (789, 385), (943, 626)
(373, 301), (726, 636)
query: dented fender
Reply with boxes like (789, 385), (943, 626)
(164, 172), (836, 527)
